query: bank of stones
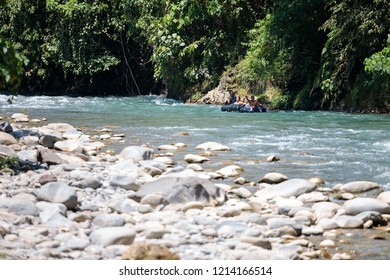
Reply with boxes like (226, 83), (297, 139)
(0, 113), (389, 260)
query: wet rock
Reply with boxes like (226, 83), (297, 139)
(119, 146), (154, 162)
(259, 172), (288, 184)
(36, 182), (78, 210)
(158, 144), (178, 150)
(255, 179), (316, 200)
(216, 165), (243, 177)
(266, 155), (280, 162)
(343, 198), (390, 215)
(90, 226), (136, 247)
(196, 141), (230, 151)
(339, 181), (381, 193)
(184, 154), (209, 163)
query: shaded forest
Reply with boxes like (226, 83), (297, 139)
(1, 0), (389, 112)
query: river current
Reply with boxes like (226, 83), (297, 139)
(1, 94), (389, 190)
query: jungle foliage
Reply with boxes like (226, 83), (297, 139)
(0, 0), (389, 111)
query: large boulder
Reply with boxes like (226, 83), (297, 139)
(119, 146), (154, 162)
(343, 198), (390, 215)
(255, 179), (316, 200)
(36, 182), (78, 210)
(136, 175), (225, 205)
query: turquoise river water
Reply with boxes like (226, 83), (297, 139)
(1, 94), (389, 190)
(1, 94), (390, 259)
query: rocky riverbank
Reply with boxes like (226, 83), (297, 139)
(1, 112), (390, 260)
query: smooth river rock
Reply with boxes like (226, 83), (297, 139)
(119, 146), (154, 162)
(339, 181), (381, 193)
(36, 182), (78, 210)
(90, 226), (136, 246)
(343, 198), (390, 215)
(196, 141), (230, 151)
(255, 179), (316, 200)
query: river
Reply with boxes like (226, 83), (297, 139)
(1, 93), (390, 259)
(1, 94), (389, 190)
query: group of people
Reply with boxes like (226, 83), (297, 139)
(225, 91), (264, 112)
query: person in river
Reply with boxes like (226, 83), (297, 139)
(225, 91), (237, 105)
(245, 95), (260, 111)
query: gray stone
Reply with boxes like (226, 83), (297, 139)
(184, 154), (209, 163)
(37, 148), (64, 165)
(90, 226), (136, 247)
(36, 182), (78, 210)
(11, 113), (29, 122)
(312, 202), (342, 220)
(335, 215), (364, 228)
(36, 201), (68, 217)
(93, 213), (125, 227)
(0, 122), (13, 133)
(119, 146), (154, 162)
(107, 198), (138, 214)
(266, 217), (303, 235)
(340, 181), (381, 193)
(43, 123), (76, 132)
(110, 175), (140, 191)
(0, 132), (18, 145)
(0, 198), (39, 216)
(136, 175), (225, 205)
(297, 192), (329, 203)
(140, 194), (169, 207)
(259, 172), (288, 184)
(17, 150), (38, 162)
(343, 198), (390, 215)
(355, 211), (388, 226)
(39, 134), (62, 148)
(196, 141), (230, 151)
(255, 179), (316, 200)
(54, 140), (83, 152)
(0, 145), (16, 156)
(21, 136), (39, 147)
(317, 218), (340, 230)
(377, 191), (390, 204)
(79, 176), (102, 189)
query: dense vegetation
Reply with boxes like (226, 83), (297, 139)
(0, 0), (389, 112)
